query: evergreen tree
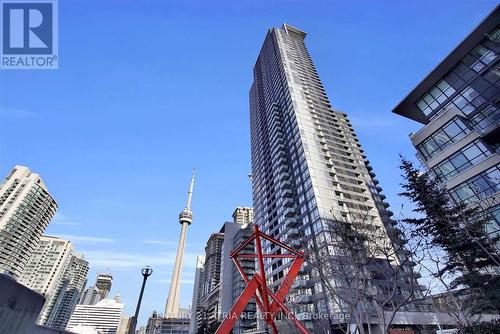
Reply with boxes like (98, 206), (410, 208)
(399, 157), (500, 313)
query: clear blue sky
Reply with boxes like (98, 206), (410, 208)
(0, 0), (496, 327)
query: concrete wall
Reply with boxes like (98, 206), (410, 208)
(0, 273), (45, 334)
(0, 273), (75, 334)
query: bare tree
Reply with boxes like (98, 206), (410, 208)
(305, 211), (429, 334)
(403, 219), (492, 329)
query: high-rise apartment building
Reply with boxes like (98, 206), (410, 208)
(191, 207), (255, 334)
(0, 166), (58, 279)
(47, 253), (90, 330)
(229, 223), (256, 333)
(19, 236), (74, 325)
(96, 273), (113, 300)
(80, 285), (102, 305)
(393, 6), (499, 236)
(80, 273), (114, 306)
(189, 255), (205, 334)
(66, 297), (124, 334)
(197, 233), (224, 331)
(231, 207), (254, 225)
(217, 207), (256, 334)
(249, 24), (406, 331)
(201, 233), (224, 297)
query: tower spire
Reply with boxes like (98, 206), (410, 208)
(165, 170), (195, 318)
(185, 169), (195, 210)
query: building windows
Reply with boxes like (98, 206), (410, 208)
(483, 67), (500, 87)
(470, 104), (500, 133)
(417, 117), (470, 160)
(416, 79), (456, 116)
(432, 140), (492, 181)
(462, 44), (497, 72)
(449, 164), (500, 204)
(485, 205), (500, 235)
(487, 27), (500, 42)
(446, 86), (486, 115)
(416, 29), (499, 119)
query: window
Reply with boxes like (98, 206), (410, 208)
(446, 86), (485, 115)
(470, 104), (500, 133)
(417, 117), (470, 160)
(432, 140), (491, 181)
(417, 79), (456, 115)
(485, 205), (500, 235)
(487, 27), (500, 43)
(462, 44), (497, 72)
(449, 164), (500, 204)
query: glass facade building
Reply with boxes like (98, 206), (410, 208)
(393, 6), (499, 236)
(250, 24), (407, 332)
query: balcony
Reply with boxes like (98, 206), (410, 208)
(271, 144), (285, 156)
(286, 218), (300, 228)
(295, 295), (313, 304)
(291, 278), (316, 289)
(281, 188), (293, 197)
(273, 156), (287, 166)
(276, 164), (288, 174)
(278, 172), (290, 181)
(283, 207), (296, 217)
(288, 228), (300, 237)
(274, 149), (286, 159)
(279, 180), (292, 189)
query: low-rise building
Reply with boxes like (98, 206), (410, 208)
(146, 311), (190, 334)
(393, 6), (499, 236)
(66, 297), (124, 334)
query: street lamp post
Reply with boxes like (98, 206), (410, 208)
(128, 266), (153, 334)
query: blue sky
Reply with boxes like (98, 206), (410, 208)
(0, 0), (496, 327)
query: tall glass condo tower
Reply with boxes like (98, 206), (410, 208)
(250, 24), (408, 332)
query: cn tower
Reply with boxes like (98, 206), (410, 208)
(165, 170), (195, 317)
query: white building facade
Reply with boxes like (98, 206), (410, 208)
(67, 298), (124, 334)
(19, 236), (74, 325)
(0, 166), (58, 278)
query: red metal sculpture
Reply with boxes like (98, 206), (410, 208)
(215, 225), (310, 334)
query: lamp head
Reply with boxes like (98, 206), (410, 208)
(141, 266), (153, 278)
